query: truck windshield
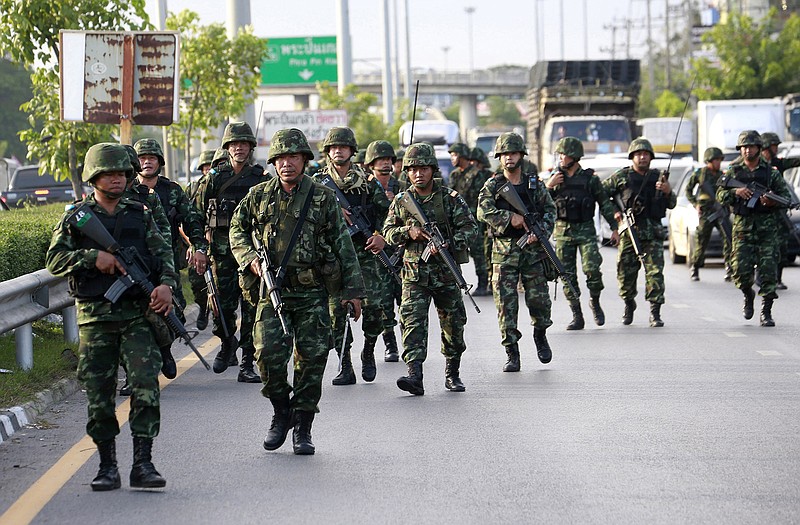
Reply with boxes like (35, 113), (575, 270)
(550, 120), (630, 147)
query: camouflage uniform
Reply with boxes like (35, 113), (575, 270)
(45, 143), (176, 490)
(383, 143), (477, 395)
(184, 149), (216, 330)
(229, 128), (365, 454)
(469, 147), (496, 285)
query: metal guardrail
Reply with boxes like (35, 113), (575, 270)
(0, 269), (78, 370)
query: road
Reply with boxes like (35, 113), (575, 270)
(2, 247), (800, 524)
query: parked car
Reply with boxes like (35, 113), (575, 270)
(0, 165), (87, 208)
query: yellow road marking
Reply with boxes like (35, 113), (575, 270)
(0, 338), (219, 525)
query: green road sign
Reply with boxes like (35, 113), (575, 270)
(262, 36), (338, 86)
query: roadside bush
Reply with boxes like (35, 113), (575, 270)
(0, 204), (65, 282)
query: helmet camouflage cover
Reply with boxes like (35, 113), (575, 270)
(555, 136), (584, 160)
(759, 132), (781, 147)
(133, 138), (165, 165)
(221, 121), (257, 149)
(122, 144), (142, 175)
(268, 128), (314, 164)
(469, 147), (490, 167)
(403, 142), (439, 171)
(83, 143), (134, 183)
(198, 149), (215, 169)
(736, 130), (762, 149)
(627, 137), (655, 159)
(703, 147), (724, 163)
(448, 142), (470, 157)
(493, 132), (527, 158)
(322, 126), (358, 153)
(354, 148), (367, 164)
(365, 140), (396, 165)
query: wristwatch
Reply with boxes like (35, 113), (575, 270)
(195, 248), (207, 255)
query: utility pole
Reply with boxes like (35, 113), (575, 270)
(336, 0), (352, 96)
(583, 0), (589, 59)
(403, 0), (411, 101)
(381, 0), (393, 124)
(392, 0), (400, 104)
(601, 23), (618, 60)
(465, 6), (475, 71)
(647, 0), (655, 90)
(665, 0), (671, 89)
(560, 0), (565, 60)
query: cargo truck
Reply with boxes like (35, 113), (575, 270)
(696, 98), (785, 162)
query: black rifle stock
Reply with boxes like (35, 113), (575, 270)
(66, 205), (210, 370)
(611, 194), (647, 261)
(251, 229), (290, 336)
(203, 265), (230, 339)
(318, 175), (402, 285)
(496, 182), (579, 298)
(398, 192), (480, 313)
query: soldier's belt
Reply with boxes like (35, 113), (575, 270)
(285, 267), (323, 289)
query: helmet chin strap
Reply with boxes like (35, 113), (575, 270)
(98, 188), (125, 199)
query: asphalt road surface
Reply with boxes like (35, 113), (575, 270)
(2, 247), (799, 524)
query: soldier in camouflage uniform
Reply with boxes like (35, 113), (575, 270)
(384, 143), (477, 395)
(394, 148), (405, 183)
(716, 130), (791, 327)
(603, 138), (676, 327)
(229, 128), (365, 455)
(470, 147), (496, 286)
(313, 127), (391, 385)
(545, 137), (619, 330)
(46, 143), (177, 491)
(685, 147), (732, 282)
(365, 140), (403, 362)
(184, 149), (216, 332)
(448, 142), (491, 296)
(477, 132), (556, 372)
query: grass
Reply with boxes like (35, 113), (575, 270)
(0, 320), (78, 409)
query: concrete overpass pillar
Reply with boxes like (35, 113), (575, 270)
(458, 95), (478, 142)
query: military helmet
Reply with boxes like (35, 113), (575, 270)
(448, 142), (470, 158)
(403, 142), (439, 171)
(133, 138), (165, 165)
(494, 132), (527, 158)
(736, 130), (762, 149)
(396, 148), (405, 161)
(555, 136), (584, 160)
(122, 144), (142, 174)
(211, 148), (229, 168)
(760, 132), (781, 147)
(703, 147), (725, 163)
(267, 128), (314, 164)
(627, 137), (655, 159)
(197, 149), (215, 170)
(221, 121), (257, 149)
(365, 140), (396, 165)
(83, 143), (134, 183)
(469, 147), (490, 167)
(321, 127), (358, 153)
(354, 148), (367, 164)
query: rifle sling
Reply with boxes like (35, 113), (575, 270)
(275, 184), (315, 287)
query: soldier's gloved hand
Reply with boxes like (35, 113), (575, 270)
(342, 299), (362, 321)
(95, 251), (127, 275)
(151, 285), (173, 315)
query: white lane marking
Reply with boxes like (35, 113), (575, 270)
(700, 316), (716, 322)
(757, 350), (782, 356)
(672, 303), (691, 309)
(724, 332), (747, 338)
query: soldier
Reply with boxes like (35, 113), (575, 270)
(545, 137), (620, 330)
(477, 132), (556, 372)
(229, 128), (365, 455)
(470, 147), (496, 286)
(195, 121), (269, 382)
(685, 147), (732, 282)
(365, 139), (402, 362)
(353, 147), (368, 172)
(394, 148), (405, 181)
(603, 138), (676, 327)
(184, 149), (216, 332)
(313, 127), (391, 385)
(383, 142), (476, 395)
(716, 130), (791, 326)
(46, 143), (176, 491)
(448, 142), (491, 296)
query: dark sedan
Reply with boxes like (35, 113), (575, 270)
(0, 166), (86, 208)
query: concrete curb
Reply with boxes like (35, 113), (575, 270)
(0, 377), (81, 444)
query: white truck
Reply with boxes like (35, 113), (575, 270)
(636, 117), (694, 156)
(696, 98), (785, 161)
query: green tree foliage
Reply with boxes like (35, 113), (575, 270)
(0, 59), (33, 160)
(482, 96), (523, 127)
(654, 90), (686, 117)
(692, 10), (800, 100)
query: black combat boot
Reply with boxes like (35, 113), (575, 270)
(760, 297), (775, 327)
(533, 328), (552, 364)
(159, 344), (177, 380)
(742, 288), (755, 320)
(238, 347), (261, 383)
(91, 439), (121, 491)
(622, 299), (636, 325)
(228, 349), (239, 367)
(690, 265), (699, 281)
(566, 302), (585, 330)
(777, 266), (787, 290)
(589, 295), (605, 326)
(212, 335), (238, 374)
(444, 358), (466, 392)
(332, 347), (356, 385)
(196, 303), (209, 330)
(292, 411), (315, 455)
(503, 343), (520, 372)
(130, 437), (166, 489)
(263, 397), (293, 451)
(361, 336), (378, 382)
(397, 360), (424, 395)
(649, 303), (664, 327)
(383, 330), (399, 362)
(473, 275), (491, 296)
(119, 380), (132, 397)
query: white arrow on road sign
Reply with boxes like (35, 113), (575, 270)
(298, 69), (314, 81)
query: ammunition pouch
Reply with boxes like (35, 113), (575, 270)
(541, 257), (558, 282)
(144, 308), (176, 348)
(454, 246), (469, 264)
(320, 258), (343, 295)
(207, 198), (236, 229)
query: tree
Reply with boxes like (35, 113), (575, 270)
(165, 10), (265, 179)
(0, 59), (33, 160)
(482, 96), (523, 127)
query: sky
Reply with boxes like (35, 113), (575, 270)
(144, 0), (679, 72)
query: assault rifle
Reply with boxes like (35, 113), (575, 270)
(699, 179), (732, 243)
(398, 192), (480, 313)
(251, 229), (290, 337)
(203, 265), (230, 339)
(318, 174), (402, 285)
(718, 175), (794, 210)
(339, 302), (355, 373)
(66, 205), (210, 371)
(612, 194), (647, 261)
(496, 182), (579, 298)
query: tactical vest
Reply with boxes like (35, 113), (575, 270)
(554, 168), (595, 222)
(403, 187), (469, 264)
(343, 184), (378, 236)
(68, 203), (160, 300)
(731, 164), (772, 216)
(153, 177), (182, 246)
(208, 164), (265, 229)
(493, 173), (539, 239)
(621, 169), (667, 221)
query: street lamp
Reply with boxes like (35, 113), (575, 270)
(464, 6), (475, 71)
(442, 46), (450, 71)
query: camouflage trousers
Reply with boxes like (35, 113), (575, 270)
(554, 226), (605, 303)
(732, 216), (779, 298)
(376, 258), (402, 332)
(399, 267), (467, 363)
(777, 212), (791, 269)
(329, 253), (384, 351)
(484, 228), (494, 284)
(212, 250), (255, 351)
(691, 209), (732, 268)
(188, 263), (206, 307)
(468, 219), (489, 283)
(77, 315), (161, 442)
(616, 231), (665, 304)
(492, 248), (553, 347)
(253, 293), (330, 413)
